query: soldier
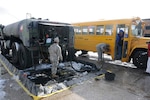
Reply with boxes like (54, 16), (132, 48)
(116, 30), (124, 59)
(96, 43), (110, 62)
(48, 37), (63, 78)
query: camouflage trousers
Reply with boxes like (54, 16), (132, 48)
(51, 60), (59, 75)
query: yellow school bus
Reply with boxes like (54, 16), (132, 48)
(72, 17), (150, 68)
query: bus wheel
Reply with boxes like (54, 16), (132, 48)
(133, 51), (147, 69)
(18, 44), (28, 69)
(11, 42), (19, 64)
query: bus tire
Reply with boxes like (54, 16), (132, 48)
(133, 51), (147, 69)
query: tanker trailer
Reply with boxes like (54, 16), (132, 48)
(0, 18), (75, 69)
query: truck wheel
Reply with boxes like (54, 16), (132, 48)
(133, 51), (147, 69)
(12, 42), (19, 64)
(1, 42), (9, 56)
(1, 43), (5, 55)
(18, 44), (28, 69)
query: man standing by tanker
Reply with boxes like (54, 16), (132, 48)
(48, 37), (63, 78)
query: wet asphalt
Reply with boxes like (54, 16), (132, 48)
(43, 54), (150, 100)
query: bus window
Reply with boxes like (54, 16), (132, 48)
(89, 26), (95, 35)
(124, 26), (129, 38)
(122, 26), (129, 58)
(105, 25), (113, 35)
(116, 24), (128, 38)
(74, 26), (81, 34)
(145, 26), (150, 30)
(96, 25), (104, 35)
(131, 20), (143, 36)
(82, 26), (88, 35)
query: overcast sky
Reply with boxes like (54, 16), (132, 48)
(0, 0), (150, 25)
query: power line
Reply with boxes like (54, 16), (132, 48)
(6, 12), (20, 20)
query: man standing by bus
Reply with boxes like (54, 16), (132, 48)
(96, 43), (110, 62)
(48, 37), (63, 78)
(116, 30), (124, 59)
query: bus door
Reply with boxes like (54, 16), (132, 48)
(115, 24), (129, 61)
(121, 25), (130, 62)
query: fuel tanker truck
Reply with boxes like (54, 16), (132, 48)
(0, 18), (75, 69)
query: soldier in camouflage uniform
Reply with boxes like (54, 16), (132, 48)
(48, 37), (63, 78)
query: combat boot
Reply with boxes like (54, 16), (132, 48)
(51, 74), (59, 78)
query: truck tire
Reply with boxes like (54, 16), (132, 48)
(1, 42), (9, 56)
(133, 51), (147, 69)
(1, 43), (5, 55)
(18, 44), (30, 69)
(11, 42), (19, 64)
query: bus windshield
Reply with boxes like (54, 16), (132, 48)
(131, 20), (143, 36)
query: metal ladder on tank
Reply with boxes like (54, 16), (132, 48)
(30, 42), (40, 70)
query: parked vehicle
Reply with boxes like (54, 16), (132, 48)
(0, 18), (75, 69)
(72, 17), (150, 68)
